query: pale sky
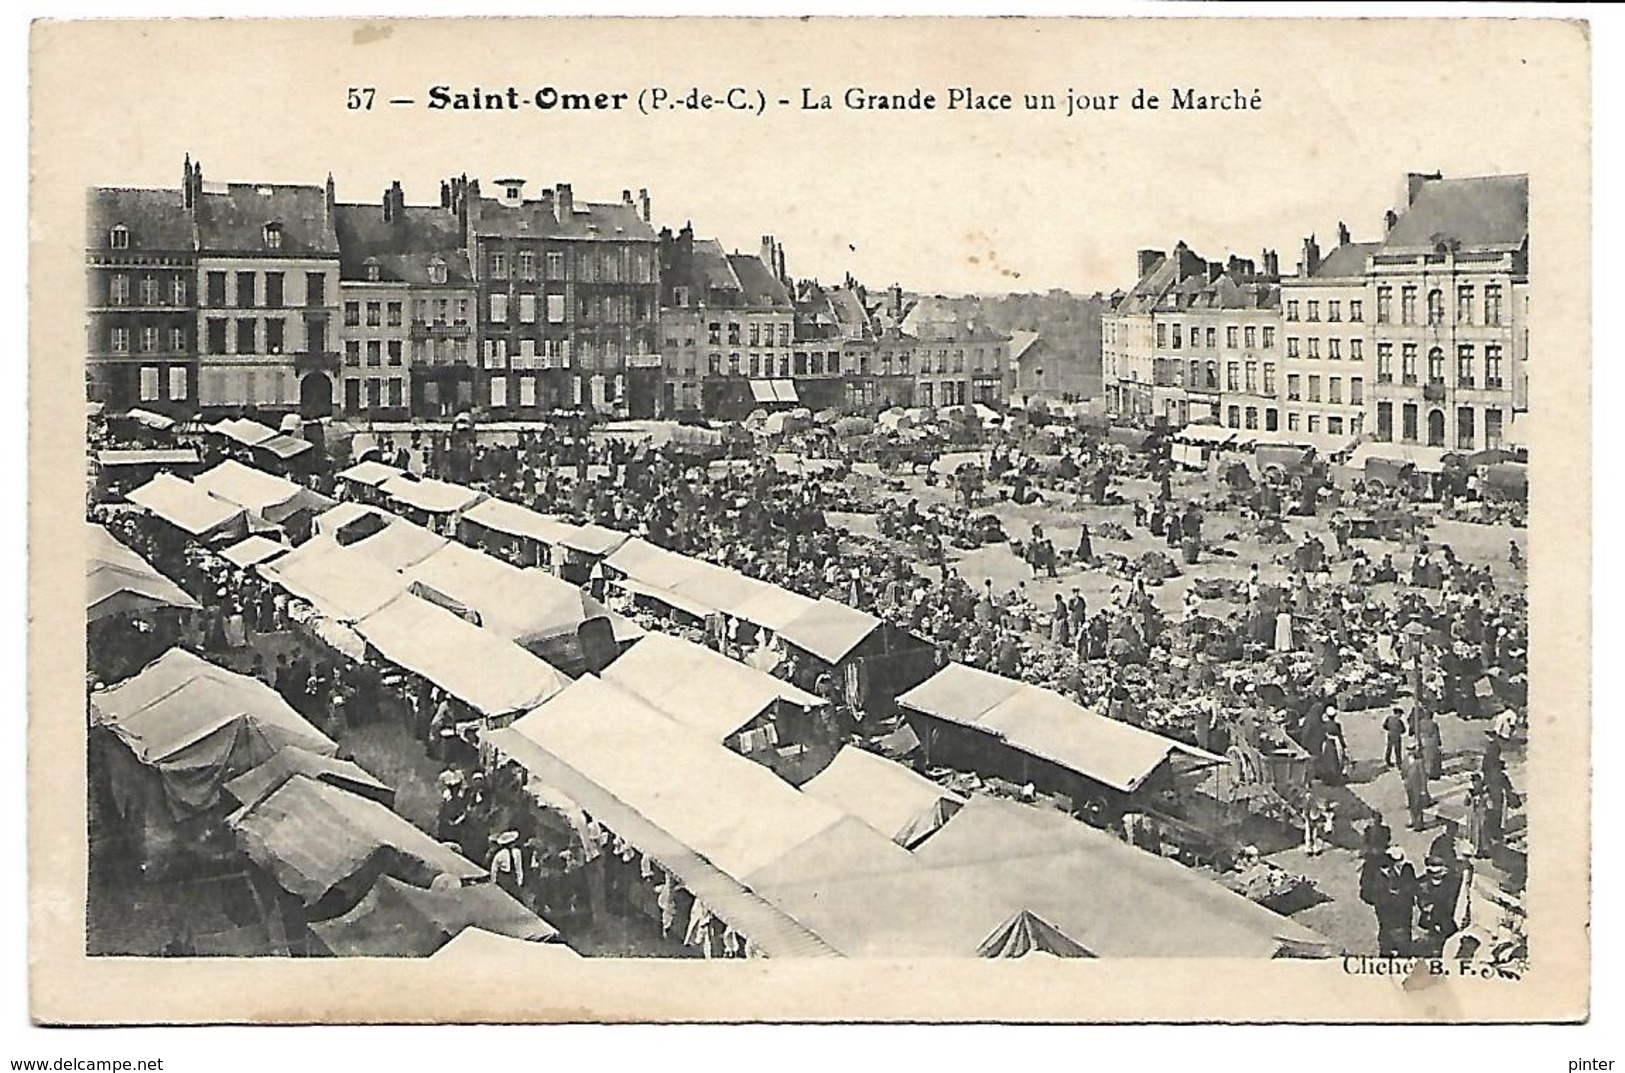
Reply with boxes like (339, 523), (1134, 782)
(45, 17), (1581, 295)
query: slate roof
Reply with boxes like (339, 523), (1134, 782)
(333, 203), (473, 285)
(727, 253), (793, 309)
(470, 194), (658, 243)
(87, 188), (194, 252)
(1310, 241), (1381, 279)
(1383, 174), (1528, 251)
(195, 183), (340, 257)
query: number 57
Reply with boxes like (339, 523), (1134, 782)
(347, 86), (376, 110)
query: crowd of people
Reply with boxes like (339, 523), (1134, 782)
(87, 403), (1529, 960)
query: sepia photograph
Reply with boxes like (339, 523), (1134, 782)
(28, 12), (1592, 1026)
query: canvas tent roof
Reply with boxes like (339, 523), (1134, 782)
(976, 908), (1092, 958)
(311, 501), (386, 538)
(603, 538), (709, 590)
(510, 677), (845, 882)
(749, 379), (800, 404)
(801, 746), (965, 849)
(429, 926), (581, 964)
(220, 534), (290, 569)
(192, 460), (304, 519)
(224, 745), (392, 810)
(254, 434), (315, 460)
(345, 517), (449, 571)
(899, 664), (1220, 793)
(381, 475), (483, 516)
(460, 497), (582, 548)
(124, 408), (176, 431)
(96, 448), (200, 468)
(261, 539), (411, 622)
(357, 595), (568, 718)
(915, 796), (1334, 958)
(405, 542), (610, 647)
(230, 775), (485, 906)
(86, 523), (199, 622)
(126, 474), (246, 539)
(89, 648), (335, 815)
(729, 584), (818, 635)
(210, 417), (279, 447)
(1348, 442), (1450, 474)
(486, 709), (838, 958)
(337, 460), (404, 488)
(777, 598), (881, 665)
(600, 632), (823, 740)
(310, 875), (557, 956)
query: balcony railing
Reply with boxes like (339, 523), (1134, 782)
(410, 319), (473, 338)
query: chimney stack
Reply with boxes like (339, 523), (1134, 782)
(1384, 208), (1399, 233)
(440, 180), (452, 210)
(1337, 221), (1351, 246)
(891, 282), (903, 321)
(1301, 234), (1321, 277)
(638, 188), (650, 224)
(1406, 170), (1442, 206)
(623, 189), (633, 205)
(760, 235), (776, 270)
(555, 183), (573, 224)
(1136, 249), (1164, 279)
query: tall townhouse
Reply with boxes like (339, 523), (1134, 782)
(190, 162), (342, 417)
(448, 177), (660, 419)
(1366, 172), (1529, 451)
(1279, 226), (1378, 440)
(1102, 243), (1211, 421)
(334, 182), (476, 420)
(85, 185), (197, 415)
(1173, 255), (1281, 433)
(660, 228), (795, 418)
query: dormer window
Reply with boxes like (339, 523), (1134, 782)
(108, 225), (129, 250)
(364, 257), (381, 283)
(427, 258), (447, 285)
(263, 223), (283, 249)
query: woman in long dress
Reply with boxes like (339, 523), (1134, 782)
(1274, 611), (1294, 653)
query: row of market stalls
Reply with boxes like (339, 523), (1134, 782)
(123, 461), (337, 550)
(482, 673), (1332, 958)
(598, 537), (939, 717)
(87, 646), (563, 955)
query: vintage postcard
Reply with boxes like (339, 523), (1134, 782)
(29, 16), (1590, 1023)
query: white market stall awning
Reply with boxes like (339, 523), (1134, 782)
(220, 534), (291, 569)
(381, 474), (485, 516)
(801, 746), (965, 849)
(356, 594), (568, 719)
(777, 598), (881, 665)
(336, 460), (404, 489)
(86, 523), (200, 622)
(125, 473), (247, 540)
(600, 632), (824, 741)
(897, 663), (1222, 794)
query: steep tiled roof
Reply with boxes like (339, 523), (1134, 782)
(87, 188), (193, 251)
(470, 195), (657, 243)
(1311, 241), (1380, 279)
(727, 253), (792, 309)
(195, 183), (339, 257)
(333, 203), (473, 285)
(692, 239), (742, 294)
(1383, 174), (1528, 251)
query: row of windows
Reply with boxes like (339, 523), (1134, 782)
(1374, 403), (1507, 450)
(103, 273), (189, 307)
(342, 376), (408, 411)
(1155, 323), (1276, 352)
(1372, 283), (1504, 327)
(1285, 337), (1363, 361)
(1374, 342), (1505, 387)
(108, 224), (281, 253)
(343, 340), (405, 367)
(1284, 374), (1365, 406)
(1284, 299), (1363, 324)
(487, 248), (655, 285)
(105, 326), (188, 354)
(202, 316), (323, 356)
(202, 270), (328, 309)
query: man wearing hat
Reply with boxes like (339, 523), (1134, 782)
(1360, 844), (1418, 956)
(489, 830), (525, 900)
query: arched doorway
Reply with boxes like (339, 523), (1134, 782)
(300, 373), (333, 419)
(1426, 408), (1446, 447)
